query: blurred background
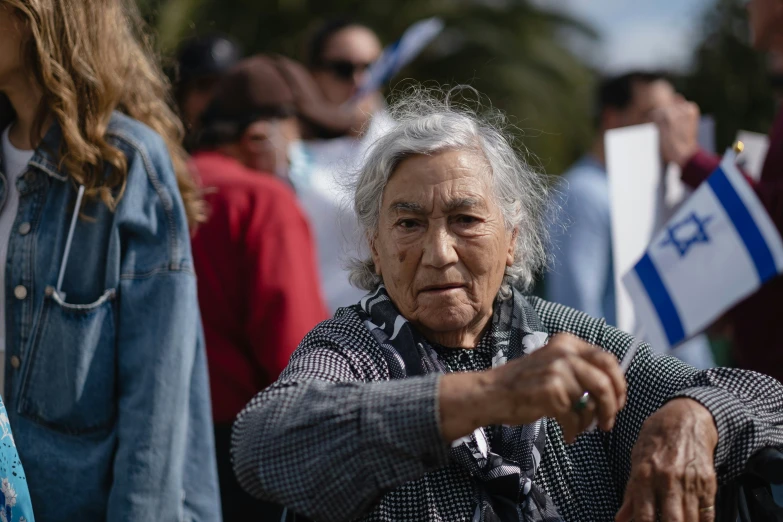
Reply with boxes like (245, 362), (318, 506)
(139, 0), (776, 176)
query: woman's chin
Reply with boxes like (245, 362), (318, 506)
(414, 304), (476, 336)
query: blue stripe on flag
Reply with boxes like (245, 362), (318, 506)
(707, 168), (777, 282)
(635, 253), (686, 347)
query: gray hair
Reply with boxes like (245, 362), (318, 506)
(349, 88), (551, 299)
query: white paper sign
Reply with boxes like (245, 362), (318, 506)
(736, 130), (769, 182)
(606, 123), (689, 335)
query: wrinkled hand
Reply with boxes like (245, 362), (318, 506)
(440, 334), (627, 443)
(616, 398), (719, 522)
(653, 100), (701, 167)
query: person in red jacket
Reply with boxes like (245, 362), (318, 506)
(656, 0), (783, 382)
(190, 55), (336, 521)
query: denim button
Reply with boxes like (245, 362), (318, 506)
(13, 285), (27, 300)
(18, 222), (30, 235)
(9, 356), (20, 370)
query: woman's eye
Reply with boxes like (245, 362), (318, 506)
(454, 215), (479, 225)
(396, 219), (420, 229)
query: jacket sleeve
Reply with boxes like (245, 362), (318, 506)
(600, 326), (783, 489)
(108, 271), (214, 521)
(681, 149), (722, 188)
(244, 187), (329, 383)
(106, 136), (220, 522)
(231, 326), (451, 522)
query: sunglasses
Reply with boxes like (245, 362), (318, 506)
(318, 59), (373, 81)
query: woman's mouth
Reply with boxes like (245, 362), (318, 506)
(419, 284), (465, 295)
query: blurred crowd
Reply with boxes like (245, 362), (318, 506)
(0, 0), (782, 520)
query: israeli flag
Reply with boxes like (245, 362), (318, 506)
(623, 149), (783, 351)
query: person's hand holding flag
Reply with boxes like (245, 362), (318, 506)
(623, 145), (783, 352)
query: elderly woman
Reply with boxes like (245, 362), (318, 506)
(231, 93), (783, 522)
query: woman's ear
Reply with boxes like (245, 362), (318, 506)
(506, 228), (518, 267)
(369, 232), (382, 276)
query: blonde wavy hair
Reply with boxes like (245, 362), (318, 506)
(0, 0), (204, 228)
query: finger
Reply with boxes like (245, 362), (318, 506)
(651, 106), (671, 125)
(682, 463), (699, 522)
(572, 390), (598, 434)
(686, 101), (701, 119)
(697, 474), (718, 522)
(684, 490), (699, 522)
(659, 476), (684, 522)
(698, 505), (715, 522)
(615, 496), (634, 522)
(546, 333), (600, 358)
(582, 349), (627, 410)
(633, 471), (658, 522)
(559, 408), (585, 443)
(558, 386), (588, 443)
(542, 369), (584, 443)
(569, 356), (620, 431)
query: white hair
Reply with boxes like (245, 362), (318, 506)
(349, 88), (551, 299)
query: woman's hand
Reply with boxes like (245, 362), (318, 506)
(439, 333), (627, 443)
(616, 398), (719, 522)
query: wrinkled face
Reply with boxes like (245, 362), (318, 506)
(371, 149), (517, 341)
(0, 5), (27, 89)
(312, 26), (382, 105)
(747, 0), (783, 51)
(238, 117), (301, 177)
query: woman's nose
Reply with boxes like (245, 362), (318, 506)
(422, 227), (459, 268)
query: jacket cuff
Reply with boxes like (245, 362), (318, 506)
(360, 374), (451, 489)
(669, 386), (745, 474)
(681, 149), (721, 189)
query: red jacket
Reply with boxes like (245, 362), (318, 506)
(191, 151), (328, 423)
(682, 109), (783, 381)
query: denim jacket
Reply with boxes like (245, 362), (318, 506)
(0, 112), (221, 521)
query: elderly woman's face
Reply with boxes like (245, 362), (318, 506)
(371, 149), (516, 345)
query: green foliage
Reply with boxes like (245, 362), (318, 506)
(139, 0), (598, 175)
(680, 0), (776, 150)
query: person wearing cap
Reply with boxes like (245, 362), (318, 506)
(175, 34), (241, 147)
(190, 55), (330, 522)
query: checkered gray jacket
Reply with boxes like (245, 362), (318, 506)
(231, 297), (783, 522)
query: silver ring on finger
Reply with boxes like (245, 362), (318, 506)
(573, 391), (591, 412)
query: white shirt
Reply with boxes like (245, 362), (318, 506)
(293, 111), (394, 314)
(0, 125), (34, 394)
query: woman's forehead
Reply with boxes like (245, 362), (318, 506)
(388, 149), (490, 190)
(382, 150), (494, 213)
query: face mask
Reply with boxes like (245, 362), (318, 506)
(287, 140), (313, 191)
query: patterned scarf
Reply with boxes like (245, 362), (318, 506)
(357, 285), (563, 522)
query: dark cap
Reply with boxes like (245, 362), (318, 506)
(201, 54), (359, 141)
(177, 35), (241, 83)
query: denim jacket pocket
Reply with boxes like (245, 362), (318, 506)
(17, 286), (117, 435)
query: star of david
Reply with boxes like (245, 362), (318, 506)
(659, 212), (714, 258)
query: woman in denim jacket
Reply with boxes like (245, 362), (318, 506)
(0, 1), (220, 520)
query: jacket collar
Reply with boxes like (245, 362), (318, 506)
(0, 117), (70, 183)
(27, 120), (68, 182)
